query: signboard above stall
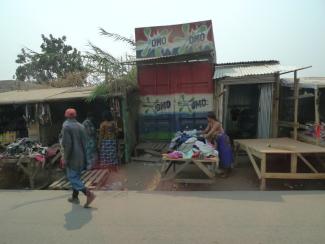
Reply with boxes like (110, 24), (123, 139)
(135, 20), (215, 59)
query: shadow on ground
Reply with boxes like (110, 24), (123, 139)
(64, 203), (96, 230)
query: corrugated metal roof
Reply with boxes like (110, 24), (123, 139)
(213, 61), (302, 79)
(0, 87), (95, 105)
(281, 77), (325, 89)
(0, 80), (48, 93)
(47, 87), (94, 101)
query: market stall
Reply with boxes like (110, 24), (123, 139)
(0, 86), (137, 163)
(280, 77), (325, 146)
(159, 130), (220, 184)
(234, 138), (325, 190)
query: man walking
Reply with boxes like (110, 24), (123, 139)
(61, 108), (95, 208)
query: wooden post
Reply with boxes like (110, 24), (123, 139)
(293, 71), (299, 140)
(314, 88), (320, 145)
(214, 81), (218, 118)
(272, 73), (280, 137)
(121, 96), (130, 163)
(260, 154), (266, 190)
(219, 83), (224, 124)
(291, 153), (298, 173)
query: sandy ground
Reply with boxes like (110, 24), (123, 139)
(0, 190), (325, 244)
(1, 155), (325, 191)
(102, 156), (325, 191)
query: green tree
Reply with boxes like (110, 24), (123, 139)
(15, 34), (86, 85)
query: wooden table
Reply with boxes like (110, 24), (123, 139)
(0, 152), (61, 189)
(160, 156), (219, 184)
(234, 138), (325, 190)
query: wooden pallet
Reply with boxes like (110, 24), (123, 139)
(135, 142), (169, 156)
(49, 169), (109, 190)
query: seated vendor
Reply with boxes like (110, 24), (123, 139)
(203, 112), (233, 178)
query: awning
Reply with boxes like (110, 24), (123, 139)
(46, 87), (94, 101)
(214, 60), (308, 80)
(281, 77), (325, 89)
(0, 87), (95, 105)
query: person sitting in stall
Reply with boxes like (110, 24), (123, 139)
(98, 111), (118, 170)
(82, 112), (97, 170)
(202, 112), (233, 178)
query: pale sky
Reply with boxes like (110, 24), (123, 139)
(0, 0), (324, 80)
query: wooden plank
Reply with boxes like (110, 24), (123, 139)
(83, 170), (99, 184)
(245, 147), (262, 179)
(131, 157), (160, 163)
(297, 153), (318, 173)
(60, 170), (96, 189)
(152, 144), (159, 150)
(144, 149), (162, 157)
(93, 169), (109, 185)
(267, 143), (296, 151)
(291, 153), (297, 173)
(85, 170), (103, 187)
(160, 159), (169, 174)
(293, 71), (299, 140)
(161, 161), (174, 177)
(162, 160), (192, 181)
(260, 153), (267, 190)
(283, 94), (314, 100)
(174, 179), (215, 184)
(193, 161), (215, 179)
(135, 143), (152, 151)
(315, 88), (320, 145)
(81, 170), (93, 181)
(278, 121), (300, 128)
(61, 179), (72, 189)
(49, 176), (67, 188)
(234, 138), (325, 154)
(264, 173), (325, 179)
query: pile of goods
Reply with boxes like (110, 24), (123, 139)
(166, 129), (218, 160)
(301, 122), (325, 142)
(0, 138), (59, 167)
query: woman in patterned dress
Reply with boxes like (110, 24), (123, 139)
(98, 111), (118, 168)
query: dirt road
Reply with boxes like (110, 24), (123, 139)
(0, 190), (324, 244)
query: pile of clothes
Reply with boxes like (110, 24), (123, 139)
(302, 122), (325, 142)
(0, 138), (50, 167)
(167, 130), (218, 160)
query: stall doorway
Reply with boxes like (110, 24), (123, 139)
(224, 83), (273, 139)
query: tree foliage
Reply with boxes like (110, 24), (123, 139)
(86, 28), (137, 100)
(50, 71), (88, 88)
(15, 34), (86, 84)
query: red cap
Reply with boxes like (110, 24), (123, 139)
(64, 108), (77, 118)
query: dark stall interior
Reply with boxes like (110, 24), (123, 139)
(225, 84), (259, 139)
(41, 98), (124, 146)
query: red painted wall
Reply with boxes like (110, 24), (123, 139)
(138, 61), (214, 95)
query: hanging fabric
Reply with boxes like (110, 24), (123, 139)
(257, 83), (273, 138)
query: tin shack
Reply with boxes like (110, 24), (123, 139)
(0, 86), (137, 162)
(135, 20), (216, 141)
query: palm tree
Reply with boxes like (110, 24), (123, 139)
(86, 28), (137, 101)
